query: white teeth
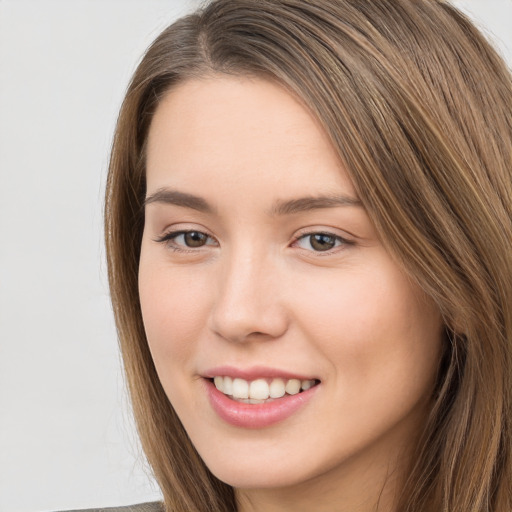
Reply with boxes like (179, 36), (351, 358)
(285, 379), (301, 395)
(213, 376), (317, 400)
(269, 378), (286, 398)
(232, 378), (249, 399)
(301, 379), (315, 391)
(249, 379), (270, 400)
(301, 379), (312, 391)
(223, 376), (233, 395)
(214, 376), (223, 391)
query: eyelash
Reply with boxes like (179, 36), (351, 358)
(154, 230), (218, 253)
(292, 231), (354, 253)
(154, 229), (354, 254)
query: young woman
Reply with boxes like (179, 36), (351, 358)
(103, 0), (512, 510)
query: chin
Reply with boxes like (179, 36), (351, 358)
(208, 461), (311, 490)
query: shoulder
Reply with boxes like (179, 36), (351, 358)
(57, 502), (163, 512)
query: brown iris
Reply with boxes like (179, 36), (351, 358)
(183, 231), (208, 247)
(309, 233), (336, 251)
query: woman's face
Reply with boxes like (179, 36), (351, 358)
(139, 76), (443, 502)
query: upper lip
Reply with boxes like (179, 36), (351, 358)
(202, 365), (318, 381)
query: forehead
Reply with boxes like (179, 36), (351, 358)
(146, 75), (357, 202)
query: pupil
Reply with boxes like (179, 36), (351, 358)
(184, 232), (207, 247)
(310, 234), (335, 251)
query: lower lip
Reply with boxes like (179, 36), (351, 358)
(205, 379), (319, 429)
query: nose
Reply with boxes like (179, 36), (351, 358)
(208, 247), (289, 344)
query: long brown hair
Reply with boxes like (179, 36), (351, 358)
(105, 1), (512, 510)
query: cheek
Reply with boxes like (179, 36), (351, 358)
(291, 262), (443, 453)
(138, 258), (212, 370)
(291, 265), (404, 348)
(292, 260), (443, 392)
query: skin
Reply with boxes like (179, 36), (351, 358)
(139, 75), (444, 512)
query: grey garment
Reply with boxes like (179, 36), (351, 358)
(58, 502), (163, 512)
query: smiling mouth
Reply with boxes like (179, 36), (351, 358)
(210, 376), (320, 404)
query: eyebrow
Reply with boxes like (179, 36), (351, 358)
(144, 188), (214, 213)
(143, 187), (363, 215)
(269, 194), (363, 216)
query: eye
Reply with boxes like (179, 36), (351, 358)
(294, 232), (348, 252)
(155, 230), (217, 251)
(177, 231), (209, 248)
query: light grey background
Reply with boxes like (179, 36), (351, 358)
(0, 1), (510, 512)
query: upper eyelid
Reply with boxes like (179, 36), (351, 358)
(155, 229), (217, 244)
(154, 222), (215, 239)
(295, 230), (345, 239)
(293, 229), (353, 243)
(155, 227), (347, 239)
(292, 232), (351, 249)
